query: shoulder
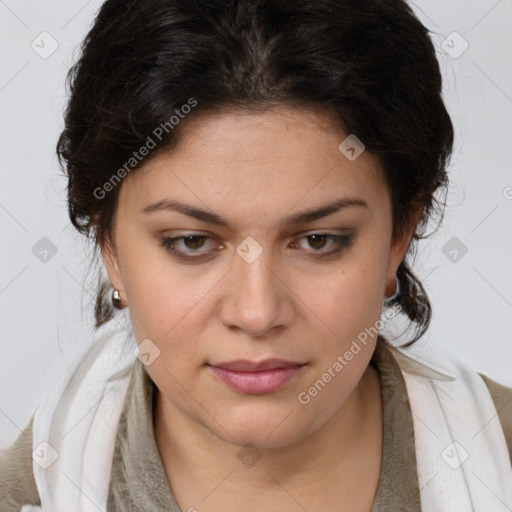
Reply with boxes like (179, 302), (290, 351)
(479, 373), (512, 464)
(0, 413), (41, 510)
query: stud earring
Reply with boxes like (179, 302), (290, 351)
(112, 288), (124, 309)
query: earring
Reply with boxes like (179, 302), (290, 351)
(112, 288), (124, 309)
(383, 275), (400, 306)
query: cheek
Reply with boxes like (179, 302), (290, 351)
(126, 272), (208, 344)
(297, 269), (383, 420)
(119, 247), (218, 367)
(310, 262), (386, 339)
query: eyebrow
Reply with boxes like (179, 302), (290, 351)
(141, 197), (369, 229)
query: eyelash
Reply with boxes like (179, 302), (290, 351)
(159, 232), (354, 260)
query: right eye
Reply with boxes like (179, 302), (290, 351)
(160, 233), (221, 260)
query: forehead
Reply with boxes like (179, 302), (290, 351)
(118, 106), (388, 216)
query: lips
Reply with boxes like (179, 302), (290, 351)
(207, 358), (305, 395)
(209, 358), (304, 372)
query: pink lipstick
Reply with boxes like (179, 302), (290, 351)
(207, 358), (304, 395)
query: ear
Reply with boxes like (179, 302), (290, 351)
(384, 204), (423, 296)
(91, 213), (124, 295)
(100, 237), (123, 292)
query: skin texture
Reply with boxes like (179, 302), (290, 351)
(101, 106), (420, 511)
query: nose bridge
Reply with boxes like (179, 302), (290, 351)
(226, 239), (286, 335)
(235, 241), (278, 303)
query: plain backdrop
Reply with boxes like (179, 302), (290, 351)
(1, 0), (511, 449)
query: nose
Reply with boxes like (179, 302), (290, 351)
(218, 247), (295, 338)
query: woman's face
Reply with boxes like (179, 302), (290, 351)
(102, 106), (416, 449)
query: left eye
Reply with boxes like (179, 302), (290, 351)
(292, 233), (348, 251)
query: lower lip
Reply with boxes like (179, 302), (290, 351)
(208, 365), (303, 395)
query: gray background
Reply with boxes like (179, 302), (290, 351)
(1, 0), (511, 449)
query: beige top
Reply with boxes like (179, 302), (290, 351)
(1, 341), (511, 511)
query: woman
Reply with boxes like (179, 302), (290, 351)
(1, 0), (511, 511)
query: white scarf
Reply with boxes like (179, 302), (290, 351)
(20, 320), (512, 512)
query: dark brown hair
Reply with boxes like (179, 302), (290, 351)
(57, 0), (454, 345)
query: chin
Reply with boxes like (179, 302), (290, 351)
(211, 408), (306, 450)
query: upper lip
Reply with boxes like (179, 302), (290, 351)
(209, 358), (304, 372)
